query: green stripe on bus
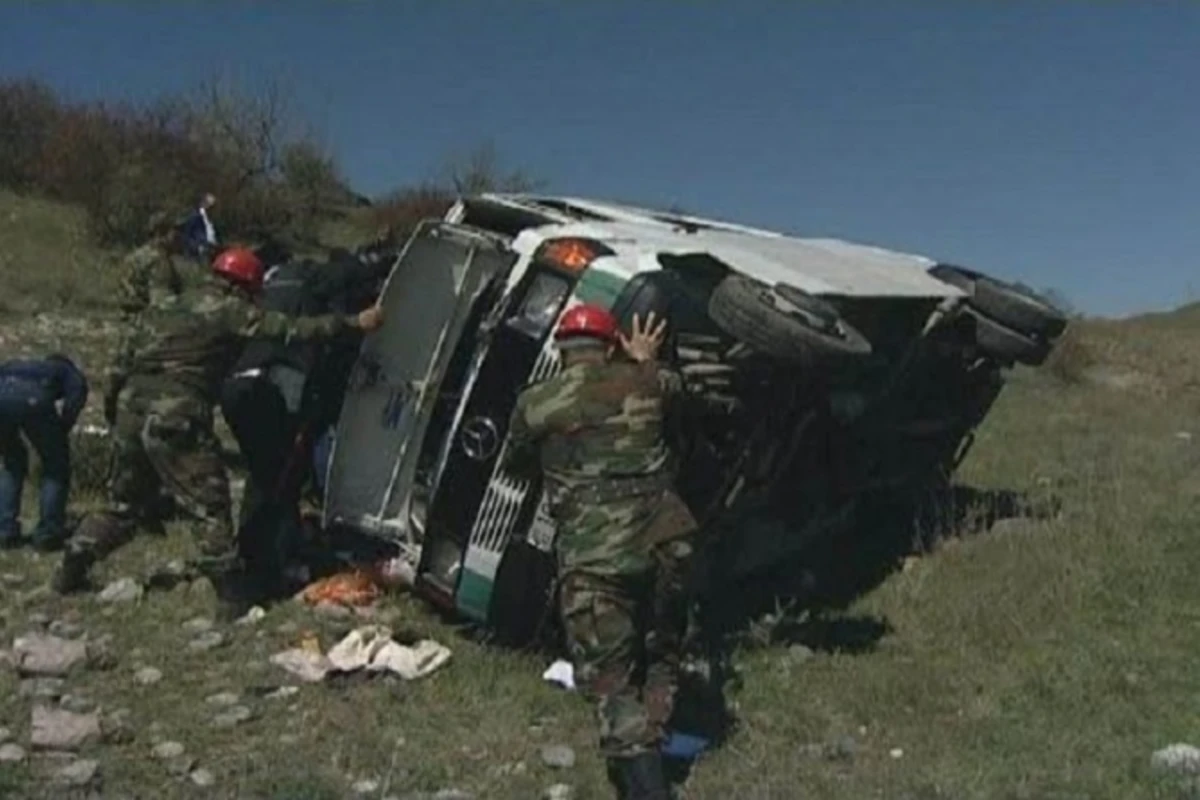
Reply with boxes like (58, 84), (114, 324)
(575, 269), (628, 309)
(455, 569), (493, 623)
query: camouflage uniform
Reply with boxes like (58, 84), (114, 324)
(504, 358), (698, 760)
(66, 266), (357, 585)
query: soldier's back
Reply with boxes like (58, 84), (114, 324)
(525, 360), (672, 575)
(529, 360), (670, 485)
(126, 282), (244, 401)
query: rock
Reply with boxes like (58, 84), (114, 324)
(544, 784), (574, 800)
(540, 745), (576, 770)
(51, 757), (100, 788)
(182, 617), (214, 635)
(12, 633), (89, 676)
(30, 706), (103, 750)
(99, 577), (143, 604)
(0, 572), (22, 586)
(787, 644), (814, 663)
(134, 666), (163, 686)
(353, 778), (382, 794)
(827, 735), (858, 761)
(0, 726), (10, 743)
(152, 741), (185, 760)
(19, 677), (66, 700)
(275, 621), (299, 636)
(211, 705), (254, 728)
(188, 631), (226, 652)
(205, 691), (241, 708)
(190, 768), (216, 788)
(59, 694), (97, 714)
(266, 685), (299, 700)
(26, 611), (52, 628)
(0, 743), (27, 763)
(890, 747), (904, 759)
(237, 606), (266, 625)
(48, 620), (85, 639)
(1152, 744), (1200, 776)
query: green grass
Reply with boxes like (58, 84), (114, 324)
(4, 192), (1200, 798)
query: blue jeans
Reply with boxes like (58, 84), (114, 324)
(0, 412), (71, 543)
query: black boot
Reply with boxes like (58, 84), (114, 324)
(52, 548), (95, 595)
(204, 561), (263, 624)
(52, 513), (122, 594)
(609, 753), (671, 800)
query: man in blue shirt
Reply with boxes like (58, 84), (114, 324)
(0, 354), (89, 550)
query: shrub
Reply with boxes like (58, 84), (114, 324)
(0, 76), (351, 248)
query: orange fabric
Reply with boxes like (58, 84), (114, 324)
(300, 568), (383, 607)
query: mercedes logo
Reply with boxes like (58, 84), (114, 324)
(460, 416), (500, 461)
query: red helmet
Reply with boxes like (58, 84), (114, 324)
(554, 303), (619, 344)
(212, 247), (265, 292)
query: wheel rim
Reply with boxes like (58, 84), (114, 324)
(760, 285), (841, 337)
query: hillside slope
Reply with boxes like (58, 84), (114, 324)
(2, 193), (1200, 799)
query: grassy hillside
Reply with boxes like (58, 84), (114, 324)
(3, 193), (1200, 798)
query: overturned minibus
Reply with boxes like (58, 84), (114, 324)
(321, 194), (1067, 645)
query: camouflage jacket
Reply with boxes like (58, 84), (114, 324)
(108, 243), (187, 392)
(109, 275), (357, 406)
(503, 358), (688, 575)
(116, 243), (185, 318)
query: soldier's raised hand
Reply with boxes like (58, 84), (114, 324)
(356, 304), (385, 332)
(619, 311), (668, 364)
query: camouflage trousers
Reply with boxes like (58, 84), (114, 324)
(69, 384), (235, 570)
(559, 534), (695, 760)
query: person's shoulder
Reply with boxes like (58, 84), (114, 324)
(519, 367), (582, 406)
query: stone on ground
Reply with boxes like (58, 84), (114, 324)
(12, 633), (88, 676)
(30, 706), (103, 751)
(98, 577), (143, 604)
(540, 744), (576, 769)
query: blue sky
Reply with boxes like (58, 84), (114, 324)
(2, 3), (1197, 317)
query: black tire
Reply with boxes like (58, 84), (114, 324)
(930, 264), (1067, 340)
(707, 274), (872, 363)
(965, 307), (1051, 367)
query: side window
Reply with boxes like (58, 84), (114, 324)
(506, 272), (571, 340)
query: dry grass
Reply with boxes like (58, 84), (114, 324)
(4, 194), (1200, 798)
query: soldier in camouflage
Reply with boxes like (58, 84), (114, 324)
(103, 212), (191, 425)
(55, 245), (384, 621)
(503, 305), (697, 800)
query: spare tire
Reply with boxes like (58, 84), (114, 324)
(930, 264), (1067, 340)
(708, 274), (872, 363)
(965, 307), (1051, 367)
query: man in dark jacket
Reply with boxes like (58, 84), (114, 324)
(0, 354), (89, 550)
(179, 193), (219, 263)
(219, 246), (393, 590)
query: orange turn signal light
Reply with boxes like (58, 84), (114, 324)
(538, 238), (608, 274)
